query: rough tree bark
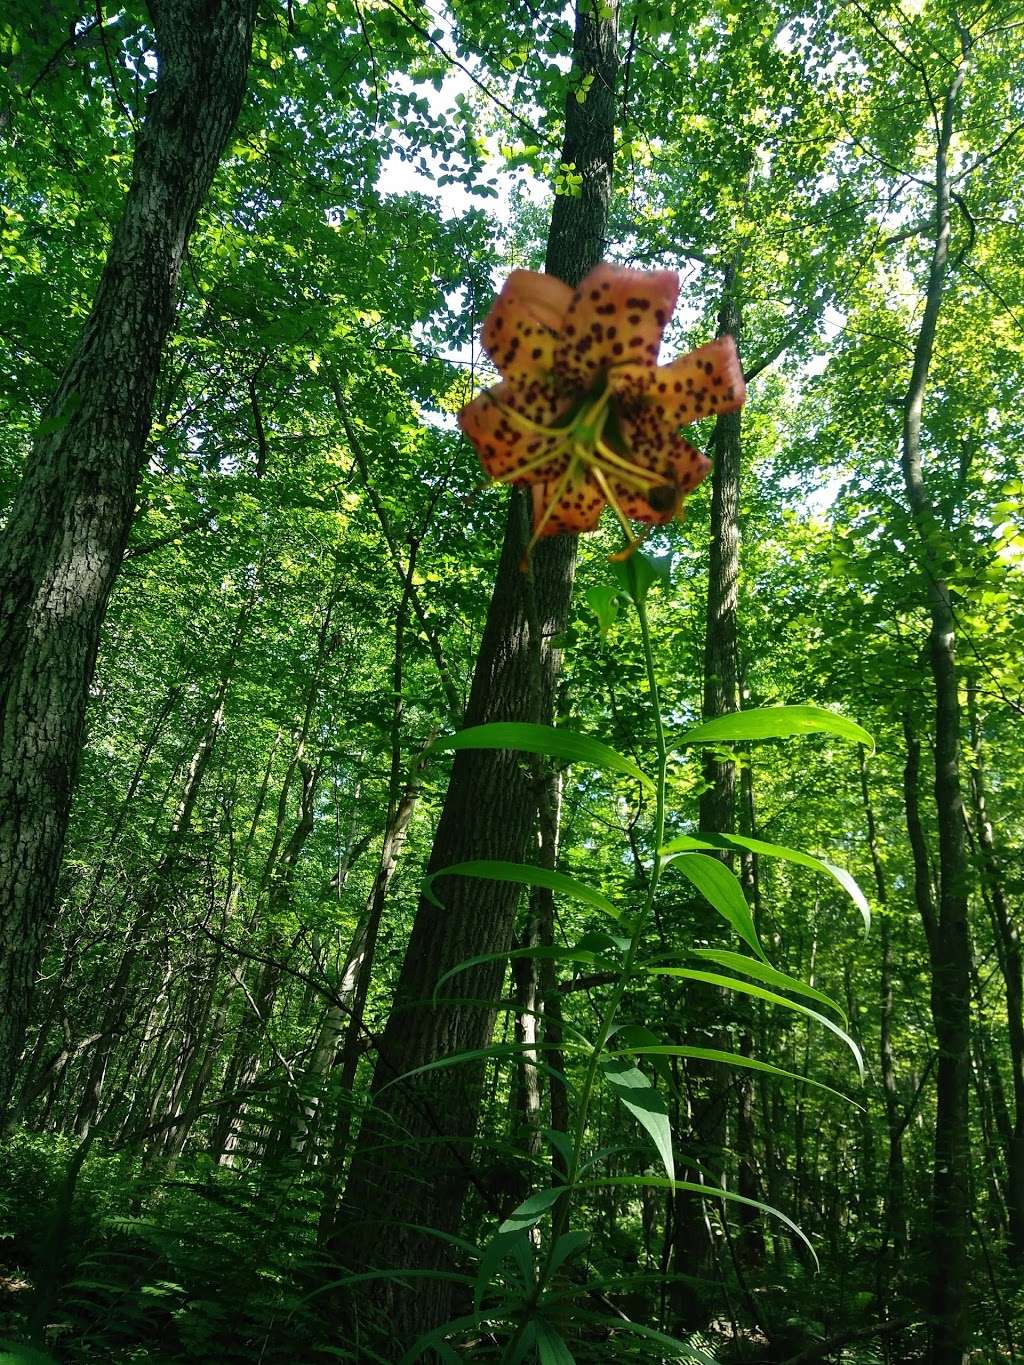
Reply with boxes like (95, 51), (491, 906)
(0, 0), (257, 1121)
(335, 1), (618, 1345)
(967, 683), (1024, 1261)
(896, 40), (973, 1363)
(672, 263), (746, 1317)
(857, 747), (907, 1285)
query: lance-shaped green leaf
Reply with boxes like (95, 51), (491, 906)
(569, 1310), (718, 1365)
(645, 967), (864, 1079)
(499, 1185), (567, 1235)
(675, 948), (848, 1023)
(662, 831), (870, 932)
(401, 1310), (507, 1365)
(427, 723), (654, 790)
(676, 704), (872, 751)
(580, 1175), (818, 1269)
(422, 860), (618, 920)
(598, 1057), (674, 1181)
(433, 938), (621, 1003)
(584, 583), (622, 636)
(536, 1319), (577, 1365)
(474, 1226), (532, 1313)
(546, 1229), (590, 1278)
(609, 1022), (673, 1088)
(376, 1043), (577, 1098)
(604, 1044), (861, 1107)
(664, 852), (766, 962)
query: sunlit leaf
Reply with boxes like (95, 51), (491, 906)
(599, 1057), (674, 1181)
(499, 1186), (566, 1234)
(644, 966), (864, 1079)
(664, 852), (766, 960)
(422, 860), (618, 919)
(428, 723), (654, 790)
(676, 704), (872, 750)
(662, 831), (870, 931)
(675, 948), (847, 1022)
(605, 1044), (860, 1106)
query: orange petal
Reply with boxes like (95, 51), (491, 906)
(553, 264), (679, 395)
(612, 335), (746, 430)
(480, 271), (577, 419)
(458, 384), (571, 484)
(530, 466), (606, 537)
(610, 435), (711, 526)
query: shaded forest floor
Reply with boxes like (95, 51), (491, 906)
(2, 1134), (1019, 1363)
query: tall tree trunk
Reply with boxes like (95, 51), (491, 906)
(73, 654), (236, 1140)
(858, 746), (907, 1278)
(897, 46), (973, 1365)
(336, 2), (617, 1344)
(215, 759), (323, 1164)
(672, 264), (745, 1316)
(0, 0), (257, 1121)
(967, 684), (1024, 1260)
(313, 756), (432, 1239)
(698, 265), (742, 840)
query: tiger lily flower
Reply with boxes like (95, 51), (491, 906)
(458, 263), (746, 562)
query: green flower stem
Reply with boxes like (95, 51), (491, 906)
(516, 561), (668, 1339)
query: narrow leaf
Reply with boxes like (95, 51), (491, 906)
(585, 584), (621, 636)
(605, 1045), (861, 1107)
(599, 1057), (674, 1181)
(683, 949), (847, 1022)
(662, 831), (870, 932)
(499, 1186), (566, 1234)
(475, 1228), (529, 1312)
(547, 1229), (590, 1277)
(610, 1023), (673, 1088)
(581, 1175), (818, 1268)
(666, 853), (766, 961)
(428, 723), (654, 790)
(400, 1311), (502, 1365)
(376, 1044), (575, 1098)
(536, 1319), (577, 1365)
(434, 944), (619, 1002)
(677, 704), (872, 750)
(645, 967), (864, 1079)
(570, 1311), (718, 1364)
(422, 860), (618, 920)
(544, 1128), (573, 1172)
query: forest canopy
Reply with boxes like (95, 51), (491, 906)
(1, 1), (1023, 1362)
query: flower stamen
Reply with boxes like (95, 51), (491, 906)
(492, 399), (572, 440)
(487, 438), (572, 486)
(520, 459), (579, 567)
(590, 465), (646, 561)
(592, 438), (665, 492)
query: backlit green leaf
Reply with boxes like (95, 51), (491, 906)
(428, 723), (654, 789)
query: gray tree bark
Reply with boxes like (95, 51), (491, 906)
(0, 0), (257, 1121)
(896, 43), (973, 1364)
(335, 1), (618, 1345)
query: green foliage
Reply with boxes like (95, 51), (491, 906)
(1, 0), (1022, 1359)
